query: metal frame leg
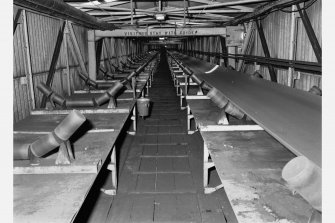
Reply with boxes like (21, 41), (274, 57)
(128, 106), (137, 135)
(203, 142), (224, 194)
(101, 145), (117, 196)
(187, 105), (195, 134)
(184, 75), (188, 97)
(180, 95), (186, 110)
(146, 82), (149, 96)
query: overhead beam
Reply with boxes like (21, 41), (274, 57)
(68, 1), (129, 8)
(187, 0), (255, 12)
(83, 6), (155, 13)
(169, 9), (241, 14)
(98, 14), (148, 22)
(14, 0), (116, 30)
(88, 8), (242, 17)
(164, 0), (269, 12)
(71, 1), (129, 9)
(167, 13), (231, 20)
(225, 0), (307, 25)
(88, 11), (147, 16)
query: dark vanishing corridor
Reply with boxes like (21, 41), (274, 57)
(79, 49), (233, 223)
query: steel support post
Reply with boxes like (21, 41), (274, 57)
(219, 36), (228, 67)
(41, 21), (66, 108)
(22, 10), (36, 109)
(296, 4), (321, 63)
(95, 38), (103, 76)
(256, 20), (277, 82)
(13, 9), (22, 34)
(88, 30), (97, 81)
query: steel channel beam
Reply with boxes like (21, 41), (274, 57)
(172, 52), (321, 167)
(219, 36), (228, 67)
(13, 9), (22, 35)
(95, 39), (104, 75)
(256, 20), (277, 82)
(41, 21), (66, 108)
(182, 50), (321, 73)
(14, 0), (116, 30)
(296, 4), (322, 63)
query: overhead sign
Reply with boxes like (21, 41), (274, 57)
(94, 27), (226, 38)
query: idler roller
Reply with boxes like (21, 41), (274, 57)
(106, 81), (124, 97)
(224, 102), (245, 119)
(30, 132), (60, 157)
(200, 82), (212, 91)
(37, 83), (53, 98)
(54, 110), (86, 141)
(13, 143), (31, 160)
(190, 74), (202, 85)
(51, 93), (66, 107)
(65, 99), (95, 108)
(37, 83), (66, 107)
(78, 72), (98, 89)
(207, 88), (228, 109)
(14, 110), (86, 159)
(282, 156), (321, 212)
(95, 81), (124, 106)
(309, 86), (322, 96)
(183, 67), (193, 76)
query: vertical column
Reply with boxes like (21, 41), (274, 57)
(228, 46), (236, 69)
(64, 22), (71, 95)
(256, 21), (277, 82)
(219, 36), (228, 67)
(22, 10), (36, 109)
(88, 30), (97, 81)
(288, 6), (298, 87)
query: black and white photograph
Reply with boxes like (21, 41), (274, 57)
(6, 0), (331, 222)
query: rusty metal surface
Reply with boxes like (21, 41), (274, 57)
(201, 130), (313, 223)
(178, 54), (321, 167)
(14, 173), (96, 223)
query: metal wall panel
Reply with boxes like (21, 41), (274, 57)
(249, 0), (321, 91)
(13, 7), (89, 123)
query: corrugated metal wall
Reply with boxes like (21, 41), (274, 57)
(13, 8), (30, 122)
(13, 8), (86, 123)
(246, 0), (321, 91)
(180, 0), (321, 92)
(13, 7), (144, 123)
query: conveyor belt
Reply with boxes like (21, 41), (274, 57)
(175, 53), (321, 167)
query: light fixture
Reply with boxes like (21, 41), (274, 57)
(155, 13), (166, 21)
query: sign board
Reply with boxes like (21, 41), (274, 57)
(94, 27), (226, 38)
